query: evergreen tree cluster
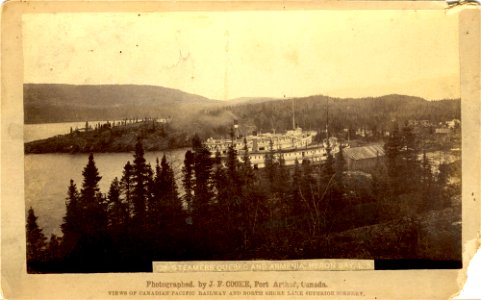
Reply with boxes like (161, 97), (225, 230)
(25, 120), (190, 154)
(26, 127), (460, 273)
(27, 139), (184, 272)
(379, 123), (458, 217)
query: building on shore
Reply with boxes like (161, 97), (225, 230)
(344, 144), (385, 172)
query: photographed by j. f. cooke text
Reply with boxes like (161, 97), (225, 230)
(1, 1), (480, 299)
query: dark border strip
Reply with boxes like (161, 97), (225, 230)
(375, 259), (462, 270)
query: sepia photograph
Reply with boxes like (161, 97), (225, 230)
(22, 8), (463, 273)
(2, 1), (480, 299)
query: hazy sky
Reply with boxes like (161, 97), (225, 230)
(23, 10), (460, 100)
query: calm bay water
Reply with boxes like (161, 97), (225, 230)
(27, 149), (459, 238)
(24, 120), (124, 143)
(24, 123), (461, 239)
(25, 149), (188, 238)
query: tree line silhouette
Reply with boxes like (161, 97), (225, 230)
(204, 95), (460, 141)
(26, 124), (461, 273)
(25, 120), (191, 154)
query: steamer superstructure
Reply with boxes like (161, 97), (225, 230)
(206, 126), (339, 168)
(206, 99), (339, 168)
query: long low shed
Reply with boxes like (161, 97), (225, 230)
(344, 144), (385, 172)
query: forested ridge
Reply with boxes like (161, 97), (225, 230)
(24, 85), (459, 134)
(203, 94), (460, 138)
(25, 87), (460, 154)
(27, 124), (461, 273)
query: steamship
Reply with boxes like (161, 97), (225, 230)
(206, 119), (339, 169)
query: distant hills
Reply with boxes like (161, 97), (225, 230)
(24, 84), (460, 134)
(213, 93), (461, 135)
(24, 84), (220, 124)
(225, 97), (281, 106)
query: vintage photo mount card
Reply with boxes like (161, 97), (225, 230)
(1, 1), (480, 299)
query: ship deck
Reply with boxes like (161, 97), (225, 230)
(245, 143), (331, 155)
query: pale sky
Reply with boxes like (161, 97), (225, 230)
(23, 10), (460, 100)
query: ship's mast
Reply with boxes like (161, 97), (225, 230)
(326, 98), (331, 149)
(292, 98), (296, 130)
(231, 120), (239, 145)
(230, 124), (235, 145)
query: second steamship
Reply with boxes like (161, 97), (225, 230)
(205, 121), (339, 169)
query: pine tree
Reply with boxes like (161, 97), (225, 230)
(240, 138), (255, 185)
(371, 151), (388, 204)
(61, 179), (80, 254)
(419, 150), (435, 211)
(335, 146), (345, 187)
(192, 134), (203, 152)
(401, 125), (420, 192)
(158, 155), (182, 227)
(60, 156), (109, 271)
(384, 123), (403, 194)
(211, 149), (232, 253)
(330, 145), (346, 211)
(182, 150), (195, 214)
(107, 177), (126, 232)
(297, 159), (322, 242)
(80, 154), (101, 204)
(46, 234), (62, 261)
(26, 207), (47, 264)
(437, 163), (452, 208)
(318, 143), (340, 241)
(226, 144), (239, 188)
(145, 162), (155, 219)
(120, 161), (134, 222)
(79, 153), (107, 236)
(291, 158), (303, 202)
(192, 137), (214, 224)
(322, 146), (335, 179)
(271, 150), (291, 253)
(288, 158), (310, 255)
(79, 160), (109, 271)
(149, 158), (164, 230)
(226, 139), (246, 253)
(132, 139), (149, 227)
(276, 151), (289, 191)
(384, 123), (402, 175)
(263, 139), (277, 188)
